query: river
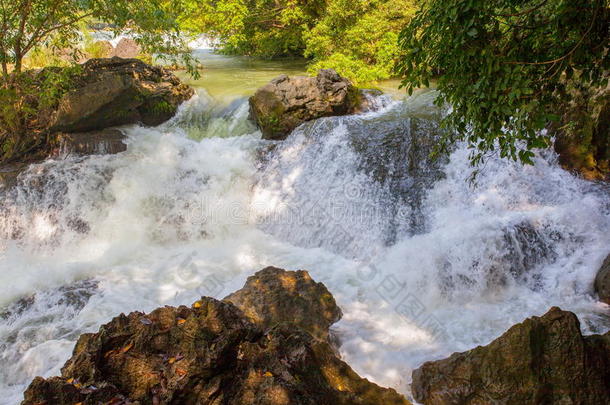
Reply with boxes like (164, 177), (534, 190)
(0, 50), (609, 404)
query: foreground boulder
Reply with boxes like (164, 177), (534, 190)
(22, 267), (410, 405)
(412, 307), (610, 405)
(595, 253), (610, 304)
(249, 69), (365, 140)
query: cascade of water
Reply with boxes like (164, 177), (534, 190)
(0, 89), (608, 403)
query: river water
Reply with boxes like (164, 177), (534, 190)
(0, 52), (609, 404)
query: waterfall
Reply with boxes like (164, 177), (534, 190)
(0, 89), (608, 403)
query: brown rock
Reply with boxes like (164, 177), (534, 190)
(249, 69), (365, 140)
(411, 307), (610, 405)
(595, 254), (610, 304)
(22, 268), (410, 405)
(112, 38), (142, 59)
(55, 129), (127, 157)
(224, 266), (342, 342)
(51, 57), (193, 133)
(1, 57), (193, 169)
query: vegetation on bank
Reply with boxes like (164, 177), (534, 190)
(181, 0), (417, 84)
(397, 0), (609, 174)
(0, 0), (608, 179)
(0, 0), (197, 164)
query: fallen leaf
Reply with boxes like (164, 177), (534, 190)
(66, 378), (74, 384)
(192, 301), (202, 308)
(168, 357), (176, 364)
(264, 371), (273, 377)
(140, 317), (153, 325)
(177, 318), (186, 325)
(121, 343), (133, 353)
(175, 367), (187, 376)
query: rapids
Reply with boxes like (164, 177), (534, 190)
(0, 68), (609, 404)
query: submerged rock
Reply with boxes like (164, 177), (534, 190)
(411, 307), (610, 405)
(249, 69), (364, 140)
(54, 129), (127, 157)
(22, 268), (410, 405)
(595, 253), (610, 304)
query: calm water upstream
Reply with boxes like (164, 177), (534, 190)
(0, 48), (609, 404)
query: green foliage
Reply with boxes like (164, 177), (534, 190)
(183, 0), (417, 83)
(397, 0), (609, 167)
(305, 0), (417, 84)
(23, 47), (70, 70)
(0, 0), (197, 79)
(182, 0), (324, 57)
(82, 30), (112, 59)
(0, 66), (81, 163)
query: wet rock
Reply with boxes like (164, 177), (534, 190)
(411, 307), (610, 405)
(500, 222), (559, 278)
(224, 266), (342, 342)
(249, 69), (364, 140)
(1, 279), (98, 321)
(595, 253), (610, 304)
(22, 268), (410, 405)
(0, 163), (28, 192)
(52, 57), (193, 133)
(23, 376), (123, 405)
(55, 129), (127, 157)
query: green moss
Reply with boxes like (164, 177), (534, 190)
(149, 100), (174, 115)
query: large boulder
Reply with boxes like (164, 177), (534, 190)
(22, 268), (410, 405)
(51, 57), (193, 133)
(411, 307), (610, 405)
(0, 57), (193, 169)
(595, 253), (610, 304)
(249, 69), (364, 140)
(224, 266), (342, 342)
(111, 38), (141, 59)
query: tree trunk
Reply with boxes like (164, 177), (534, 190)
(1, 61), (7, 84)
(13, 57), (22, 75)
(0, 50), (9, 85)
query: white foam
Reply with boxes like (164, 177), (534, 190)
(0, 93), (608, 404)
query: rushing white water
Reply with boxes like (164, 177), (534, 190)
(1, 89), (609, 404)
